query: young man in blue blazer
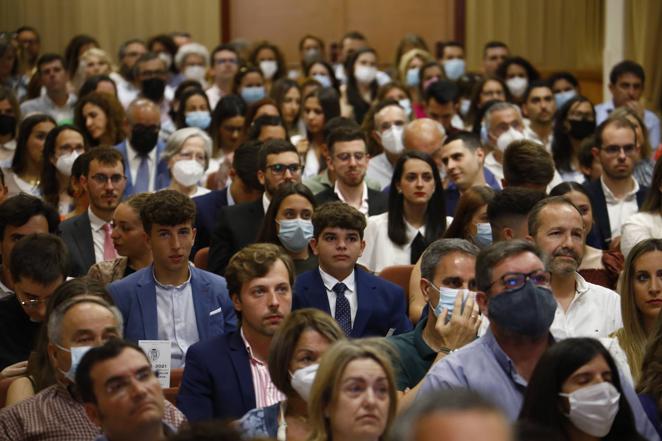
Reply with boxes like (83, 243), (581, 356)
(293, 201), (412, 337)
(108, 190), (237, 368)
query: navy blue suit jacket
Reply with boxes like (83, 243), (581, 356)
(177, 330), (255, 421)
(108, 265), (237, 342)
(59, 211), (95, 277)
(115, 140), (170, 196)
(293, 268), (412, 338)
(192, 187), (229, 257)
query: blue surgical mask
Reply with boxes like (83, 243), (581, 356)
(431, 284), (474, 323)
(398, 99), (412, 117)
(555, 90), (577, 110)
(405, 67), (420, 87)
(459, 98), (471, 117)
(278, 218), (314, 252)
(313, 74), (332, 88)
(474, 223), (493, 248)
(443, 59), (465, 81)
(55, 344), (93, 382)
(240, 86), (266, 104)
(487, 280), (557, 337)
(185, 111), (211, 130)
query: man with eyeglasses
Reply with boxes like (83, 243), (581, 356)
(316, 126), (387, 216)
(0, 233), (67, 371)
(60, 147), (127, 276)
(585, 115), (648, 250)
(206, 44), (239, 110)
(209, 139), (301, 275)
(366, 100), (408, 190)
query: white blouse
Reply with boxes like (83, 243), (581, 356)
(621, 211), (662, 259)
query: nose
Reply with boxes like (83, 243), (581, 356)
(110, 227), (120, 240)
(651, 275), (662, 294)
(617, 148), (627, 160)
(267, 289), (280, 308)
(170, 234), (182, 250)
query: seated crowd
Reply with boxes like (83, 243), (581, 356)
(0, 25), (661, 441)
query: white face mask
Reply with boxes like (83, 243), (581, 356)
(172, 159), (205, 187)
(398, 99), (412, 117)
(158, 52), (172, 69)
(495, 127), (525, 152)
(184, 65), (206, 82)
(260, 60), (278, 80)
(354, 65), (377, 85)
(291, 363), (318, 402)
(506, 77), (528, 98)
(459, 98), (471, 117)
(559, 382), (620, 437)
(380, 125), (405, 155)
(55, 151), (81, 176)
(313, 73), (332, 88)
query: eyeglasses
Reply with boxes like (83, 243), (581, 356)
(488, 270), (552, 292)
(90, 174), (127, 185)
(266, 163), (301, 175)
(17, 295), (51, 308)
(335, 152), (367, 162)
(601, 144), (637, 156)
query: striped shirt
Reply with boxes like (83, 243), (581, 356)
(241, 328), (284, 408)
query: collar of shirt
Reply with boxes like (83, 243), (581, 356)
(334, 181), (369, 213)
(405, 219), (426, 242)
(319, 266), (356, 294)
(127, 139), (158, 163)
(240, 327), (265, 365)
(43, 92), (77, 109)
(152, 264), (192, 290)
(484, 151), (501, 168)
(600, 175), (639, 204)
(262, 192), (271, 214)
(88, 207), (108, 232)
(226, 186), (235, 206)
(483, 328), (529, 388)
(574, 272), (590, 297)
(0, 139), (16, 151)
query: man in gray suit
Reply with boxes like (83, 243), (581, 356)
(60, 147), (127, 276)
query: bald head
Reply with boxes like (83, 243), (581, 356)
(126, 98), (160, 126)
(403, 118), (445, 166)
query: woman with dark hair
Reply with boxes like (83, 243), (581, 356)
(232, 66), (266, 105)
(341, 47), (379, 124)
(39, 124), (87, 216)
(244, 97), (281, 128)
(147, 34), (179, 81)
(0, 39), (27, 101)
(248, 41), (287, 92)
(415, 61), (445, 118)
(443, 186), (495, 247)
(4, 114), (55, 197)
(270, 78), (304, 141)
(0, 86), (21, 163)
(256, 182), (318, 275)
(519, 338), (646, 440)
(550, 182), (622, 290)
(621, 157), (662, 258)
(63, 34), (99, 87)
(466, 77), (510, 132)
(360, 151), (446, 272)
(303, 59), (340, 93)
(496, 56), (540, 103)
(173, 88), (211, 131)
(77, 74), (117, 99)
(301, 87), (341, 178)
(73, 91), (125, 146)
(551, 95), (596, 183)
(207, 94), (247, 190)
(638, 312), (662, 437)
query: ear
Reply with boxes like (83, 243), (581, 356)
(420, 278), (432, 303)
(503, 227), (514, 241)
(358, 239), (366, 257)
(326, 155), (335, 172)
(501, 178), (507, 188)
(476, 291), (489, 316)
(228, 167), (237, 180)
(80, 175), (90, 193)
(191, 227), (197, 243)
(230, 292), (242, 313)
(521, 103), (530, 118)
(608, 82), (615, 97)
(309, 237), (319, 256)
(475, 147), (485, 163)
(84, 403), (102, 428)
(257, 170), (266, 187)
(578, 163), (592, 177)
(591, 147), (600, 159)
(525, 234), (535, 243)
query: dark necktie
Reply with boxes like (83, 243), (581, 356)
(333, 282), (352, 336)
(410, 232), (427, 264)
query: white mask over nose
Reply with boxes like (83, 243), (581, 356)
(496, 127), (525, 152)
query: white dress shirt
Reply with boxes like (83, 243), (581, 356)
(88, 208), (110, 264)
(483, 151), (504, 184)
(601, 176), (640, 239)
(366, 153), (395, 190)
(126, 140), (158, 192)
(334, 181), (369, 216)
(319, 267), (358, 325)
(154, 266), (199, 368)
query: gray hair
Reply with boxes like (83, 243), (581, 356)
(163, 127), (213, 170)
(174, 42), (210, 68)
(48, 296), (123, 346)
(387, 389), (511, 441)
(483, 101), (522, 132)
(420, 239), (480, 281)
(475, 239), (546, 293)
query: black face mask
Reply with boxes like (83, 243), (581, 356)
(130, 125), (159, 155)
(0, 114), (16, 136)
(141, 78), (166, 102)
(568, 119), (595, 140)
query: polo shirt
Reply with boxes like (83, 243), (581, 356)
(387, 315), (436, 390)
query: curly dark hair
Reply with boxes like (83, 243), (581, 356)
(312, 201), (366, 240)
(74, 92), (125, 146)
(140, 189), (196, 234)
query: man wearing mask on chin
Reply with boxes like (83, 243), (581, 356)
(0, 285), (186, 440)
(134, 52), (175, 136)
(482, 102), (527, 184)
(116, 98), (170, 196)
(366, 99), (408, 190)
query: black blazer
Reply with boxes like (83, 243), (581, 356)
(208, 198), (265, 275)
(192, 187), (229, 257)
(584, 179), (648, 250)
(59, 212), (95, 276)
(314, 187), (388, 216)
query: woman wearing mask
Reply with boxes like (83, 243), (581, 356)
(207, 95), (246, 190)
(301, 87), (340, 178)
(4, 114), (55, 197)
(233, 66), (266, 105)
(164, 127), (212, 198)
(0, 86), (20, 163)
(398, 49), (435, 119)
(443, 186), (495, 248)
(271, 78), (304, 142)
(73, 92), (125, 147)
(256, 183), (318, 275)
(611, 239), (662, 383)
(238, 309), (345, 440)
(39, 125), (87, 216)
(496, 56), (540, 105)
(341, 47), (379, 124)
(307, 339), (397, 441)
(249, 41), (287, 93)
(377, 82), (413, 120)
(174, 88), (212, 132)
(360, 151), (446, 273)
(519, 338), (645, 441)
(551, 96), (596, 183)
(303, 60), (340, 92)
(88, 193), (153, 284)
